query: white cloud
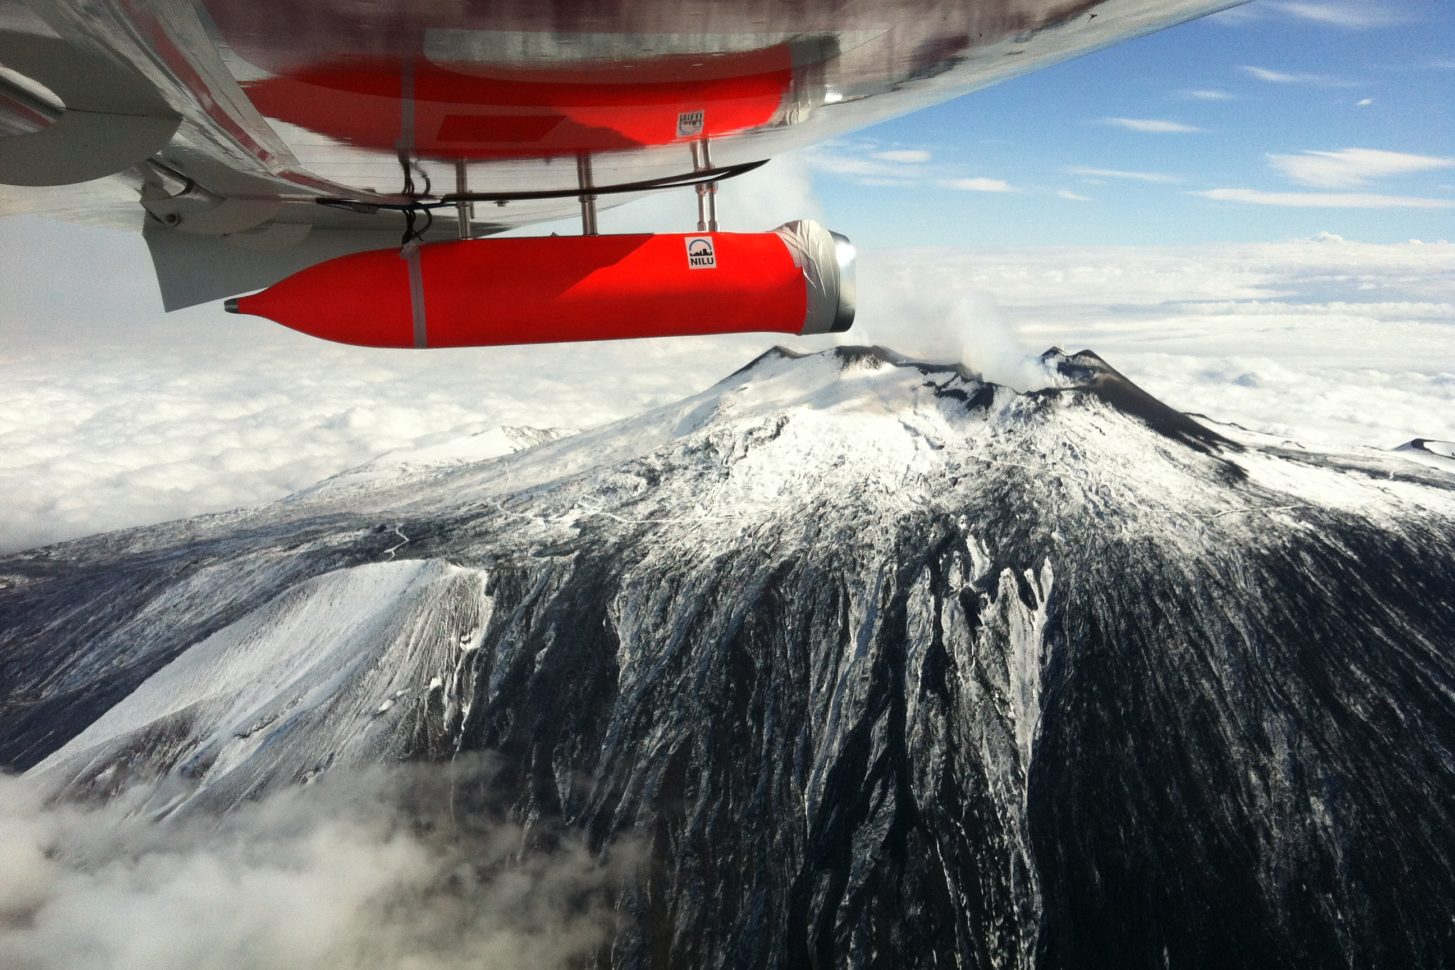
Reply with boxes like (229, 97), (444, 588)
(1269, 1), (1408, 29)
(0, 216), (795, 553)
(1100, 117), (1204, 133)
(1181, 88), (1237, 101)
(1243, 65), (1300, 83)
(804, 141), (931, 185)
(1355, 97), (1374, 106)
(939, 177), (1014, 192)
(4, 219), (1453, 551)
(864, 239), (1455, 450)
(1266, 147), (1455, 188)
(0, 763), (641, 970)
(1242, 65), (1359, 87)
(1195, 187), (1455, 209)
(1208, 6), (1265, 25)
(1057, 190), (1092, 202)
(804, 141), (997, 191)
(1065, 166), (1179, 183)
(1218, 2), (1410, 33)
(870, 149), (933, 164)
(845, 284), (1057, 391)
(0, 327), (787, 553)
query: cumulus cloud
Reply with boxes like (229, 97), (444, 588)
(1266, 147), (1455, 187)
(1065, 166), (1179, 183)
(1194, 187), (1455, 208)
(0, 760), (641, 970)
(1100, 117), (1204, 133)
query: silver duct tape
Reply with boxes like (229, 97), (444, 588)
(404, 243), (428, 348)
(775, 219), (856, 335)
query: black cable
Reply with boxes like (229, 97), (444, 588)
(319, 158), (769, 218)
(398, 152), (417, 246)
(396, 153), (436, 246)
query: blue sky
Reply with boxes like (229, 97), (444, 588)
(806, 0), (1454, 247)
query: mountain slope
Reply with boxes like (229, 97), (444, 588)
(1395, 437), (1455, 473)
(3, 346), (1453, 969)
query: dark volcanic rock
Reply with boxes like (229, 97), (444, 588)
(2, 346), (1453, 969)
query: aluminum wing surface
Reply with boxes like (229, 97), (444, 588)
(0, 0), (1235, 309)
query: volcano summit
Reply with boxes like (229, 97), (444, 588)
(2, 346), (1453, 969)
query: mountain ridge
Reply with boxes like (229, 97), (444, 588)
(2, 345), (1453, 968)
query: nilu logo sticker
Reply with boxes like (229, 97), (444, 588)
(677, 110), (705, 138)
(685, 236), (716, 269)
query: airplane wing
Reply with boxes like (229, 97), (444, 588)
(0, 0), (1235, 341)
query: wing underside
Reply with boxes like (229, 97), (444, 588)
(0, 0), (1235, 309)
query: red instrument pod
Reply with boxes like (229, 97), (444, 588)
(227, 221), (856, 349)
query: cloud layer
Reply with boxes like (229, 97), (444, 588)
(2, 221), (1452, 554)
(0, 761), (639, 970)
(858, 238), (1455, 454)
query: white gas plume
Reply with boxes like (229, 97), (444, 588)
(846, 259), (1058, 391)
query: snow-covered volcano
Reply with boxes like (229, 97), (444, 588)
(1395, 437), (1455, 473)
(3, 346), (1453, 969)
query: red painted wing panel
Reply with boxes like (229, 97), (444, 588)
(242, 56), (792, 160)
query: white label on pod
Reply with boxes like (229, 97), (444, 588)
(685, 236), (716, 269)
(677, 110), (705, 138)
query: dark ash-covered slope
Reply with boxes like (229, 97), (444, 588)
(2, 346), (1453, 969)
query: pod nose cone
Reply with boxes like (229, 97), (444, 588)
(223, 297), (241, 314)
